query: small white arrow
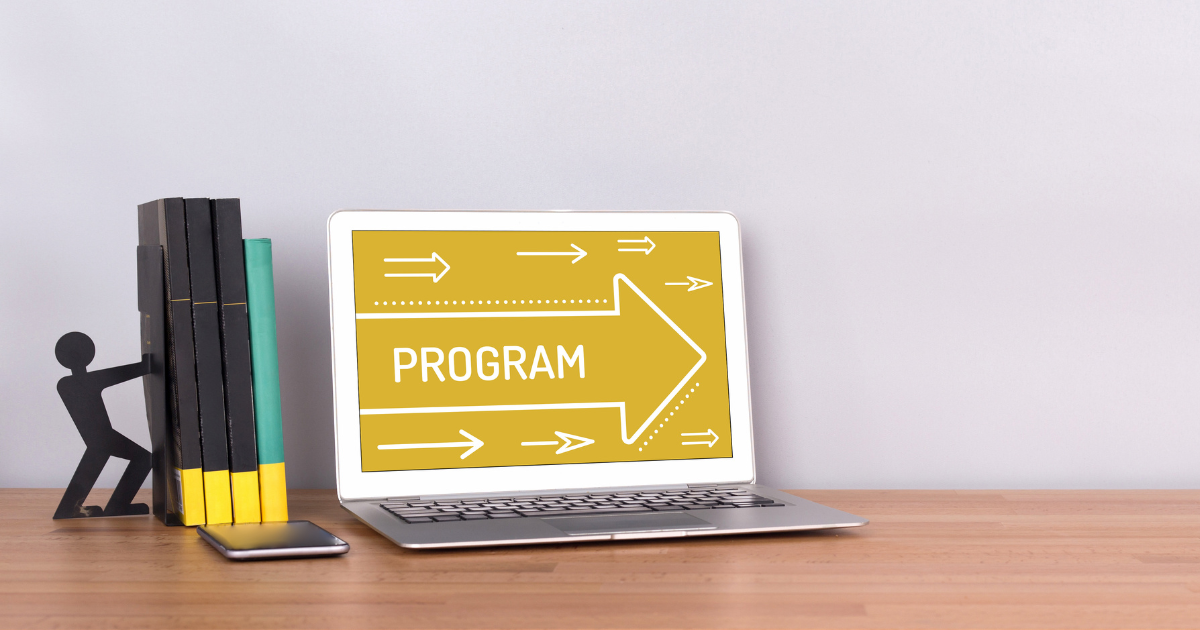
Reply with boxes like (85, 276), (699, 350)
(617, 237), (656, 255)
(664, 276), (713, 292)
(681, 429), (719, 447)
(378, 429), (484, 459)
(521, 431), (595, 454)
(382, 252), (451, 282)
(516, 243), (587, 264)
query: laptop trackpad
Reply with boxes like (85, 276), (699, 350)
(543, 512), (715, 536)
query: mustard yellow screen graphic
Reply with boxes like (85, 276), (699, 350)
(352, 230), (732, 471)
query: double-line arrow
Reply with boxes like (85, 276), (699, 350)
(383, 252), (451, 282)
(617, 237), (656, 255)
(681, 429), (719, 447)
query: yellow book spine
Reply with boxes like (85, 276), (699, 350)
(177, 467), (207, 527)
(258, 462), (288, 522)
(203, 470), (233, 524)
(230, 470), (262, 523)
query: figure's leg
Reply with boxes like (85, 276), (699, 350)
(54, 448), (108, 519)
(103, 433), (152, 516)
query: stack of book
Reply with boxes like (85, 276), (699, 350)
(137, 198), (288, 526)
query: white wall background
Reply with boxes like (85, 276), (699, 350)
(2, 1), (1198, 490)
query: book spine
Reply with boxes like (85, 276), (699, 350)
(136, 244), (172, 523)
(211, 199), (261, 524)
(244, 238), (288, 522)
(139, 198), (205, 526)
(185, 198), (233, 525)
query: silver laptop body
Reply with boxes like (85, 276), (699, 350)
(342, 484), (865, 549)
(328, 210), (867, 549)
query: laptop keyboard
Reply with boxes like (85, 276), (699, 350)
(381, 487), (787, 524)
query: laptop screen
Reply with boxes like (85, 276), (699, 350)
(351, 230), (732, 472)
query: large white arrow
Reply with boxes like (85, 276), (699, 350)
(664, 276), (713, 292)
(520, 431), (595, 454)
(357, 274), (705, 445)
(382, 252), (451, 282)
(681, 429), (719, 447)
(617, 237), (656, 255)
(377, 429), (484, 459)
(516, 244), (587, 264)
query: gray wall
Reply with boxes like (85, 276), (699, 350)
(2, 2), (1198, 490)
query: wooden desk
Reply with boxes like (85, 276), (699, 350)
(2, 489), (1198, 629)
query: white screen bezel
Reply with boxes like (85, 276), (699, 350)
(327, 210), (754, 501)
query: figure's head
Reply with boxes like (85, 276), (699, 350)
(55, 332), (95, 370)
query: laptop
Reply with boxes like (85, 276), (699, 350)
(327, 210), (867, 548)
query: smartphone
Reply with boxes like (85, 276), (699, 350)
(197, 520), (350, 560)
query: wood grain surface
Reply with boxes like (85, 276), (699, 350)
(2, 489), (1199, 629)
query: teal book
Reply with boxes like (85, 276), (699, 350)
(244, 238), (288, 522)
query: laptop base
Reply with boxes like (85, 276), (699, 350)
(342, 484), (867, 549)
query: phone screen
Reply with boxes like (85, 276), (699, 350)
(199, 520), (345, 551)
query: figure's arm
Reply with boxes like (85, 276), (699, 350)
(91, 357), (151, 388)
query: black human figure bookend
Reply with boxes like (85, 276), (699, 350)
(53, 332), (153, 519)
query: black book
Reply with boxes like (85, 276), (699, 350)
(184, 198), (233, 524)
(137, 199), (206, 526)
(136, 244), (172, 523)
(211, 198), (261, 523)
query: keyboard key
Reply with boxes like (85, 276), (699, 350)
(489, 512), (520, 518)
(402, 516), (434, 523)
(460, 514), (489, 520)
(432, 515), (462, 522)
(651, 505), (685, 511)
(561, 507), (653, 516)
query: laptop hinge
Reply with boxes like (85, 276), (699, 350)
(379, 483), (692, 502)
(374, 483), (743, 503)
